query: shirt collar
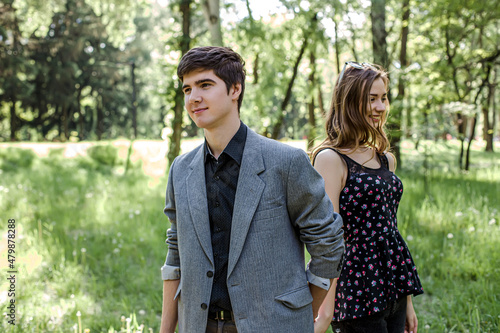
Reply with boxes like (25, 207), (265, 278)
(204, 122), (247, 165)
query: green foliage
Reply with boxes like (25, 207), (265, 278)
(87, 144), (119, 166)
(0, 147), (36, 171)
(0, 141), (498, 332)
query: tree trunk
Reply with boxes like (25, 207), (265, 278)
(77, 88), (84, 140)
(485, 68), (496, 152)
(202, 0), (222, 46)
(62, 103), (69, 141)
(333, 17), (341, 74)
(168, 0), (192, 167)
(457, 113), (465, 169)
(9, 99), (17, 141)
(390, 0), (410, 166)
(131, 61), (137, 139)
(318, 85), (325, 117)
(271, 37), (308, 140)
(370, 0), (389, 68)
(307, 51), (317, 151)
(97, 98), (103, 141)
(465, 115), (477, 171)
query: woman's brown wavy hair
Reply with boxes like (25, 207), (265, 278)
(312, 64), (390, 161)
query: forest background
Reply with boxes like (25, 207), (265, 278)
(0, 0), (499, 332)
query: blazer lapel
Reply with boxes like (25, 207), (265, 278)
(228, 129), (265, 277)
(186, 146), (214, 265)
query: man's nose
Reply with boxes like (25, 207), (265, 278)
(189, 89), (202, 103)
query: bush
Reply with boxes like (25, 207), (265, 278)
(87, 144), (118, 166)
(0, 147), (36, 171)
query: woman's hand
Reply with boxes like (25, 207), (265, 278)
(405, 295), (418, 333)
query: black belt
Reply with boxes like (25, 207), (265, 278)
(208, 310), (234, 321)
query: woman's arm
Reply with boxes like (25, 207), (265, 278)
(313, 149), (346, 332)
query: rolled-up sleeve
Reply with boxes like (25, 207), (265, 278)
(161, 159), (181, 280)
(286, 149), (345, 279)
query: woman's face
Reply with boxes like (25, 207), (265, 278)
(366, 78), (387, 128)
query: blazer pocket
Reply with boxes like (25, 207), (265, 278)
(253, 205), (284, 221)
(275, 285), (313, 309)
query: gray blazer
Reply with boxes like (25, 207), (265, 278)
(162, 127), (344, 333)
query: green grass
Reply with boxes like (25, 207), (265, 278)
(0, 139), (499, 332)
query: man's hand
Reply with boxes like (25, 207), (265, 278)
(405, 295), (418, 333)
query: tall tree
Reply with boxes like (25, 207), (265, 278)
(167, 0), (192, 167)
(201, 0), (222, 46)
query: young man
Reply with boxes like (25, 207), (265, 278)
(160, 46), (344, 333)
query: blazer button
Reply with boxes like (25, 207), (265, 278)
(207, 271), (214, 278)
(201, 303), (207, 310)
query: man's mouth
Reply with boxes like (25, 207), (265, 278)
(193, 108), (207, 114)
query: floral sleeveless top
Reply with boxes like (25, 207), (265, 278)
(329, 149), (424, 321)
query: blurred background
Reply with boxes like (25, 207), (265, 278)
(0, 0), (499, 332)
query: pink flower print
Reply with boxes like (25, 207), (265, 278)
(366, 222), (372, 228)
(376, 223), (382, 227)
(371, 280), (377, 286)
(354, 186), (360, 191)
(373, 297), (377, 303)
(383, 226), (388, 232)
(356, 192), (363, 198)
(356, 177), (362, 183)
(368, 264), (374, 270)
(362, 204), (368, 210)
(379, 279), (384, 285)
(392, 265), (397, 270)
(347, 295), (353, 301)
(400, 275), (406, 280)
(355, 305), (360, 311)
(349, 194), (354, 200)
(367, 177), (373, 181)
(356, 272), (362, 278)
(354, 280), (359, 286)
(368, 190), (373, 195)
(366, 211), (371, 217)
(375, 179), (380, 184)
(346, 260), (352, 266)
(357, 290), (363, 296)
(375, 194), (381, 201)
(374, 306), (379, 312)
(389, 249), (394, 255)
(371, 203), (378, 208)
(364, 184), (369, 190)
(407, 281), (413, 287)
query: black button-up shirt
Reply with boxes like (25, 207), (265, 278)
(204, 122), (247, 313)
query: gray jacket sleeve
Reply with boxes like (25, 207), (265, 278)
(161, 159), (181, 280)
(286, 149), (345, 279)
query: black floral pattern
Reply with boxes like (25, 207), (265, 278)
(330, 149), (423, 321)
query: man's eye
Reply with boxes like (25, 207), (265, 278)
(183, 88), (191, 94)
(201, 83), (210, 88)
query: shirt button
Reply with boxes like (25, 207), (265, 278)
(207, 271), (214, 278)
(215, 201), (220, 207)
(214, 175), (220, 181)
(201, 303), (207, 310)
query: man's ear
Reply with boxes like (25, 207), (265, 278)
(231, 83), (242, 101)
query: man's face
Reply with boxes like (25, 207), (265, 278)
(181, 69), (241, 130)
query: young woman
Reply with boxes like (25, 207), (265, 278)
(312, 62), (423, 333)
